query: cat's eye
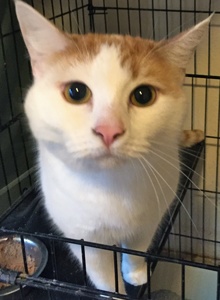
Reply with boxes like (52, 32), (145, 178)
(64, 82), (91, 104)
(130, 85), (156, 107)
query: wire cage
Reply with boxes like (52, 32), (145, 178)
(0, 0), (220, 299)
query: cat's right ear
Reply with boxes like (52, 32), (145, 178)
(15, 1), (70, 78)
(159, 14), (213, 70)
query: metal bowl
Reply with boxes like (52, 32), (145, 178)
(0, 234), (48, 298)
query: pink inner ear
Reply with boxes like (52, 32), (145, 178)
(93, 124), (125, 147)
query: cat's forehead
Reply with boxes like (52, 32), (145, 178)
(63, 34), (155, 77)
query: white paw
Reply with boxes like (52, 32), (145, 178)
(122, 263), (148, 286)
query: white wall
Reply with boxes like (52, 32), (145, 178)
(152, 262), (218, 300)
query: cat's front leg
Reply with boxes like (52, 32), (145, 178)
(121, 237), (149, 286)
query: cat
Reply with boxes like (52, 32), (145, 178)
(15, 0), (211, 295)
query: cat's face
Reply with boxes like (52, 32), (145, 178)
(16, 2), (211, 167)
(25, 35), (186, 166)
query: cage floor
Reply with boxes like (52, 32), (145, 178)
(0, 142), (204, 300)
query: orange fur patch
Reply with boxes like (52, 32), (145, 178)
(48, 33), (185, 95)
(180, 130), (204, 147)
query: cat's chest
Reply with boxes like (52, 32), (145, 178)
(41, 158), (149, 219)
(40, 156), (150, 231)
(39, 146), (180, 241)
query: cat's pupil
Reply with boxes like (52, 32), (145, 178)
(69, 82), (87, 101)
(133, 86), (152, 105)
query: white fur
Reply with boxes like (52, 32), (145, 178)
(15, 1), (211, 294)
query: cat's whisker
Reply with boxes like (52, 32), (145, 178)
(137, 158), (162, 219)
(150, 139), (205, 161)
(139, 155), (199, 235)
(122, 139), (204, 169)
(150, 153), (200, 197)
(148, 151), (211, 235)
(140, 156), (178, 244)
(148, 148), (219, 213)
(126, 141), (210, 217)
(139, 156), (173, 225)
(152, 147), (205, 182)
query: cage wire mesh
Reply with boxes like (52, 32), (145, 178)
(1, 0), (220, 299)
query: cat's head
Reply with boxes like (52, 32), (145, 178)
(16, 1), (211, 168)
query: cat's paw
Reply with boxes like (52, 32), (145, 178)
(122, 263), (148, 286)
(180, 129), (204, 147)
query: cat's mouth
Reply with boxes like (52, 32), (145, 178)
(92, 149), (123, 160)
(95, 153), (126, 168)
(79, 148), (128, 168)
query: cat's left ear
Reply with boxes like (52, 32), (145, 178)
(15, 1), (71, 78)
(160, 14), (214, 69)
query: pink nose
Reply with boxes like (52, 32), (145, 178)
(93, 125), (125, 147)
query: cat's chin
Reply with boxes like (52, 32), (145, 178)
(84, 153), (127, 169)
(75, 153), (127, 169)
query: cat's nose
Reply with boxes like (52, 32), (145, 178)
(93, 125), (125, 148)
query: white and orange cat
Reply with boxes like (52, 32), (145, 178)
(15, 1), (211, 295)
